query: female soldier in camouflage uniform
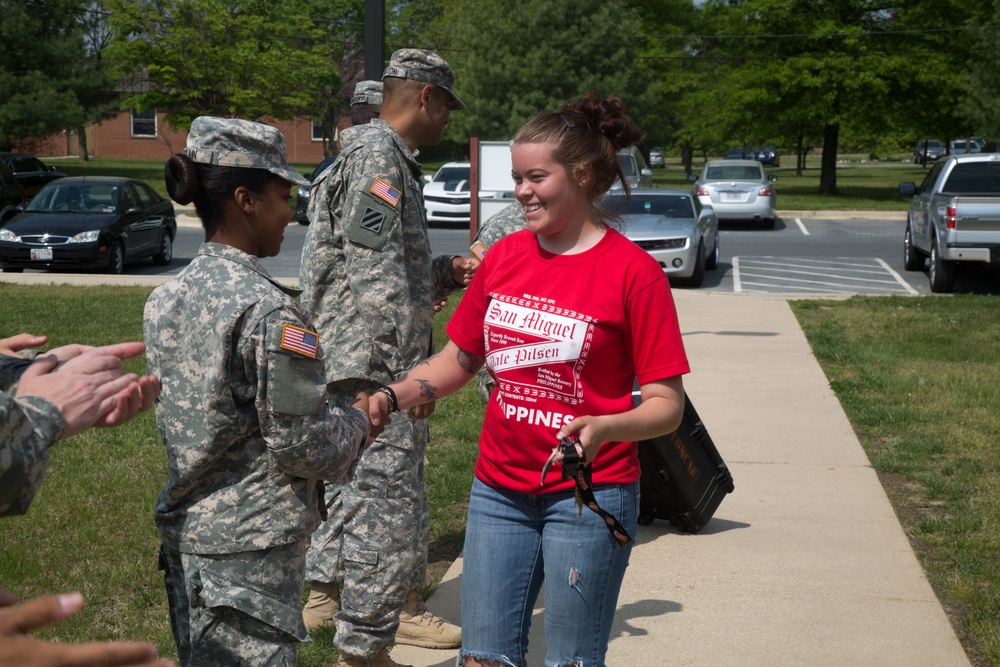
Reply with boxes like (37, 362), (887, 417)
(144, 117), (374, 667)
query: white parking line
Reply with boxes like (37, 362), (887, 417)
(875, 258), (920, 295)
(733, 256), (743, 292)
(794, 218), (810, 235)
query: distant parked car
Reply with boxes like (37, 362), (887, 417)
(0, 176), (177, 274)
(293, 156), (337, 224)
(980, 140), (1000, 154)
(913, 140), (945, 165)
(0, 153), (66, 199)
(725, 147), (751, 160)
(970, 136), (986, 150)
(692, 159), (777, 229)
(648, 147), (665, 168)
(424, 162), (471, 226)
(609, 146), (653, 191)
(0, 161), (27, 225)
(948, 139), (980, 156)
(604, 188), (719, 287)
(752, 146), (780, 167)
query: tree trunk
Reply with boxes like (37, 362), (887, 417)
(681, 141), (693, 176)
(76, 126), (89, 162)
(795, 131), (805, 177)
(818, 121), (839, 195)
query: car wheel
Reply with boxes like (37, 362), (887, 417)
(107, 242), (125, 275)
(153, 231), (173, 266)
(903, 223), (926, 271)
(929, 236), (955, 293)
(705, 233), (720, 270)
(686, 241), (706, 288)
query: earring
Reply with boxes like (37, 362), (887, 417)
(579, 180), (586, 186)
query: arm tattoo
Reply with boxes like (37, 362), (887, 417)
(416, 378), (437, 400)
(456, 348), (485, 375)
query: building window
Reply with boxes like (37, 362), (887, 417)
(311, 121), (325, 142)
(131, 109), (157, 137)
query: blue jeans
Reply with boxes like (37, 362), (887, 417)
(459, 477), (638, 667)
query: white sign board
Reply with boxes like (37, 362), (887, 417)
(477, 140), (516, 226)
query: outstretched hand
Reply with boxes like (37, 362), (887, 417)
(0, 333), (48, 358)
(15, 342), (159, 439)
(0, 590), (172, 667)
(450, 256), (479, 287)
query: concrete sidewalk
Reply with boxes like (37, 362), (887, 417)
(392, 291), (970, 667)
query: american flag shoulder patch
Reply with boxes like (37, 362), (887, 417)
(470, 241), (488, 261)
(370, 178), (401, 207)
(280, 323), (319, 358)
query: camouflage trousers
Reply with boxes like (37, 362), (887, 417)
(305, 405), (430, 657)
(159, 540), (309, 667)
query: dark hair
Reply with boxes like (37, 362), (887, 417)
(165, 154), (280, 236)
(513, 94), (644, 224)
(350, 103), (380, 126)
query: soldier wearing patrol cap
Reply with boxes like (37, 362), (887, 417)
(337, 80), (383, 153)
(145, 116), (374, 667)
(299, 49), (475, 667)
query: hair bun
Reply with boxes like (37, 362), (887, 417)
(570, 94), (644, 151)
(164, 154), (201, 206)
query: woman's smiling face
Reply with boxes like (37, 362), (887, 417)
(511, 141), (586, 239)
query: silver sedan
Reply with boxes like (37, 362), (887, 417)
(692, 159), (777, 229)
(603, 189), (720, 287)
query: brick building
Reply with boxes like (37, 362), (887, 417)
(21, 109), (341, 165)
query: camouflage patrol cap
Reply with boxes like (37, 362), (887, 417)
(382, 48), (465, 110)
(184, 116), (309, 186)
(351, 80), (383, 107)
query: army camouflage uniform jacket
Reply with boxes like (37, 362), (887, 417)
(0, 391), (64, 517)
(300, 119), (459, 388)
(144, 243), (369, 554)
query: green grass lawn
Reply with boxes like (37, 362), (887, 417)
(791, 295), (1000, 667)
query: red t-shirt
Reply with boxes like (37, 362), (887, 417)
(446, 226), (690, 494)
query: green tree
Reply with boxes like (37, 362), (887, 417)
(0, 0), (115, 153)
(105, 0), (344, 131)
(443, 0), (653, 142)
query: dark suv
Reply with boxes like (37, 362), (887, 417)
(0, 153), (66, 198)
(0, 160), (27, 225)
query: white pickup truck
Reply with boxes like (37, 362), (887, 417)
(899, 153), (1000, 292)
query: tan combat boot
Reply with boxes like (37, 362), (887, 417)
(394, 588), (461, 649)
(302, 581), (340, 633)
(337, 647), (413, 667)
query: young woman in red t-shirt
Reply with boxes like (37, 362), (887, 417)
(371, 95), (689, 667)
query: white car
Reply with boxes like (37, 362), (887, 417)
(691, 159), (777, 229)
(603, 189), (720, 287)
(423, 162), (470, 226)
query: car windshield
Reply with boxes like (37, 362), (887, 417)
(921, 141), (943, 149)
(434, 167), (469, 182)
(705, 165), (762, 181)
(27, 183), (120, 213)
(606, 194), (694, 218)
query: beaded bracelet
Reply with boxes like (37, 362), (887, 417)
(375, 386), (399, 413)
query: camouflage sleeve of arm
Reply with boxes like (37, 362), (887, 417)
(431, 254), (462, 303)
(0, 392), (65, 517)
(339, 155), (415, 379)
(251, 306), (368, 483)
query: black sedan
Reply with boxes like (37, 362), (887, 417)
(0, 177), (176, 274)
(0, 153), (66, 199)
